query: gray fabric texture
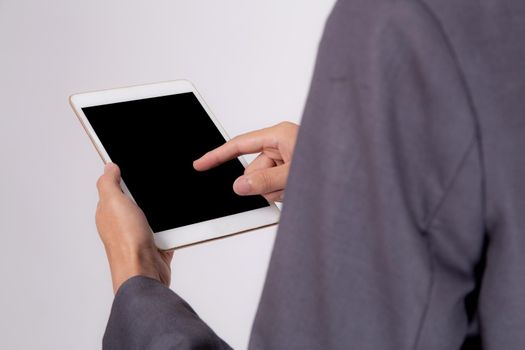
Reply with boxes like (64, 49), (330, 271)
(103, 0), (525, 349)
(103, 276), (231, 349)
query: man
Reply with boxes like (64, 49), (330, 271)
(97, 0), (525, 348)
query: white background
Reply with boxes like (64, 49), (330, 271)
(0, 1), (335, 349)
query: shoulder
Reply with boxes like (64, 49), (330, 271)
(318, 0), (451, 79)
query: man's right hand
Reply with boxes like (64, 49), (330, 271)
(193, 121), (299, 202)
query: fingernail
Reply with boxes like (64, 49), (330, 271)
(104, 163), (113, 173)
(234, 177), (251, 195)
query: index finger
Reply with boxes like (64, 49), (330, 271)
(193, 127), (279, 171)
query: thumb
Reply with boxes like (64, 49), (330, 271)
(233, 163), (289, 196)
(97, 163), (123, 199)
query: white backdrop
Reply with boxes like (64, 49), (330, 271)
(0, 1), (335, 348)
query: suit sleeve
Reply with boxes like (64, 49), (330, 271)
(103, 276), (232, 350)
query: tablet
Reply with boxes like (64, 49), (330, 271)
(70, 80), (280, 250)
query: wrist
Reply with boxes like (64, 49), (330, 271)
(105, 244), (159, 293)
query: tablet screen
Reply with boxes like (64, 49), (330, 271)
(82, 93), (269, 233)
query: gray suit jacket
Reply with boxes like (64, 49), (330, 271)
(104, 0), (525, 349)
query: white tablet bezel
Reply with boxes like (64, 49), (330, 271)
(70, 80), (280, 250)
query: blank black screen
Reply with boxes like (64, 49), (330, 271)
(83, 93), (269, 233)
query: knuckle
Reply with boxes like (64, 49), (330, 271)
(259, 171), (273, 192)
(276, 121), (298, 141)
(278, 121), (296, 131)
(233, 141), (243, 156)
(96, 176), (105, 190)
(213, 152), (222, 166)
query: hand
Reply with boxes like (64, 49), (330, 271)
(96, 163), (173, 293)
(193, 121), (299, 202)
